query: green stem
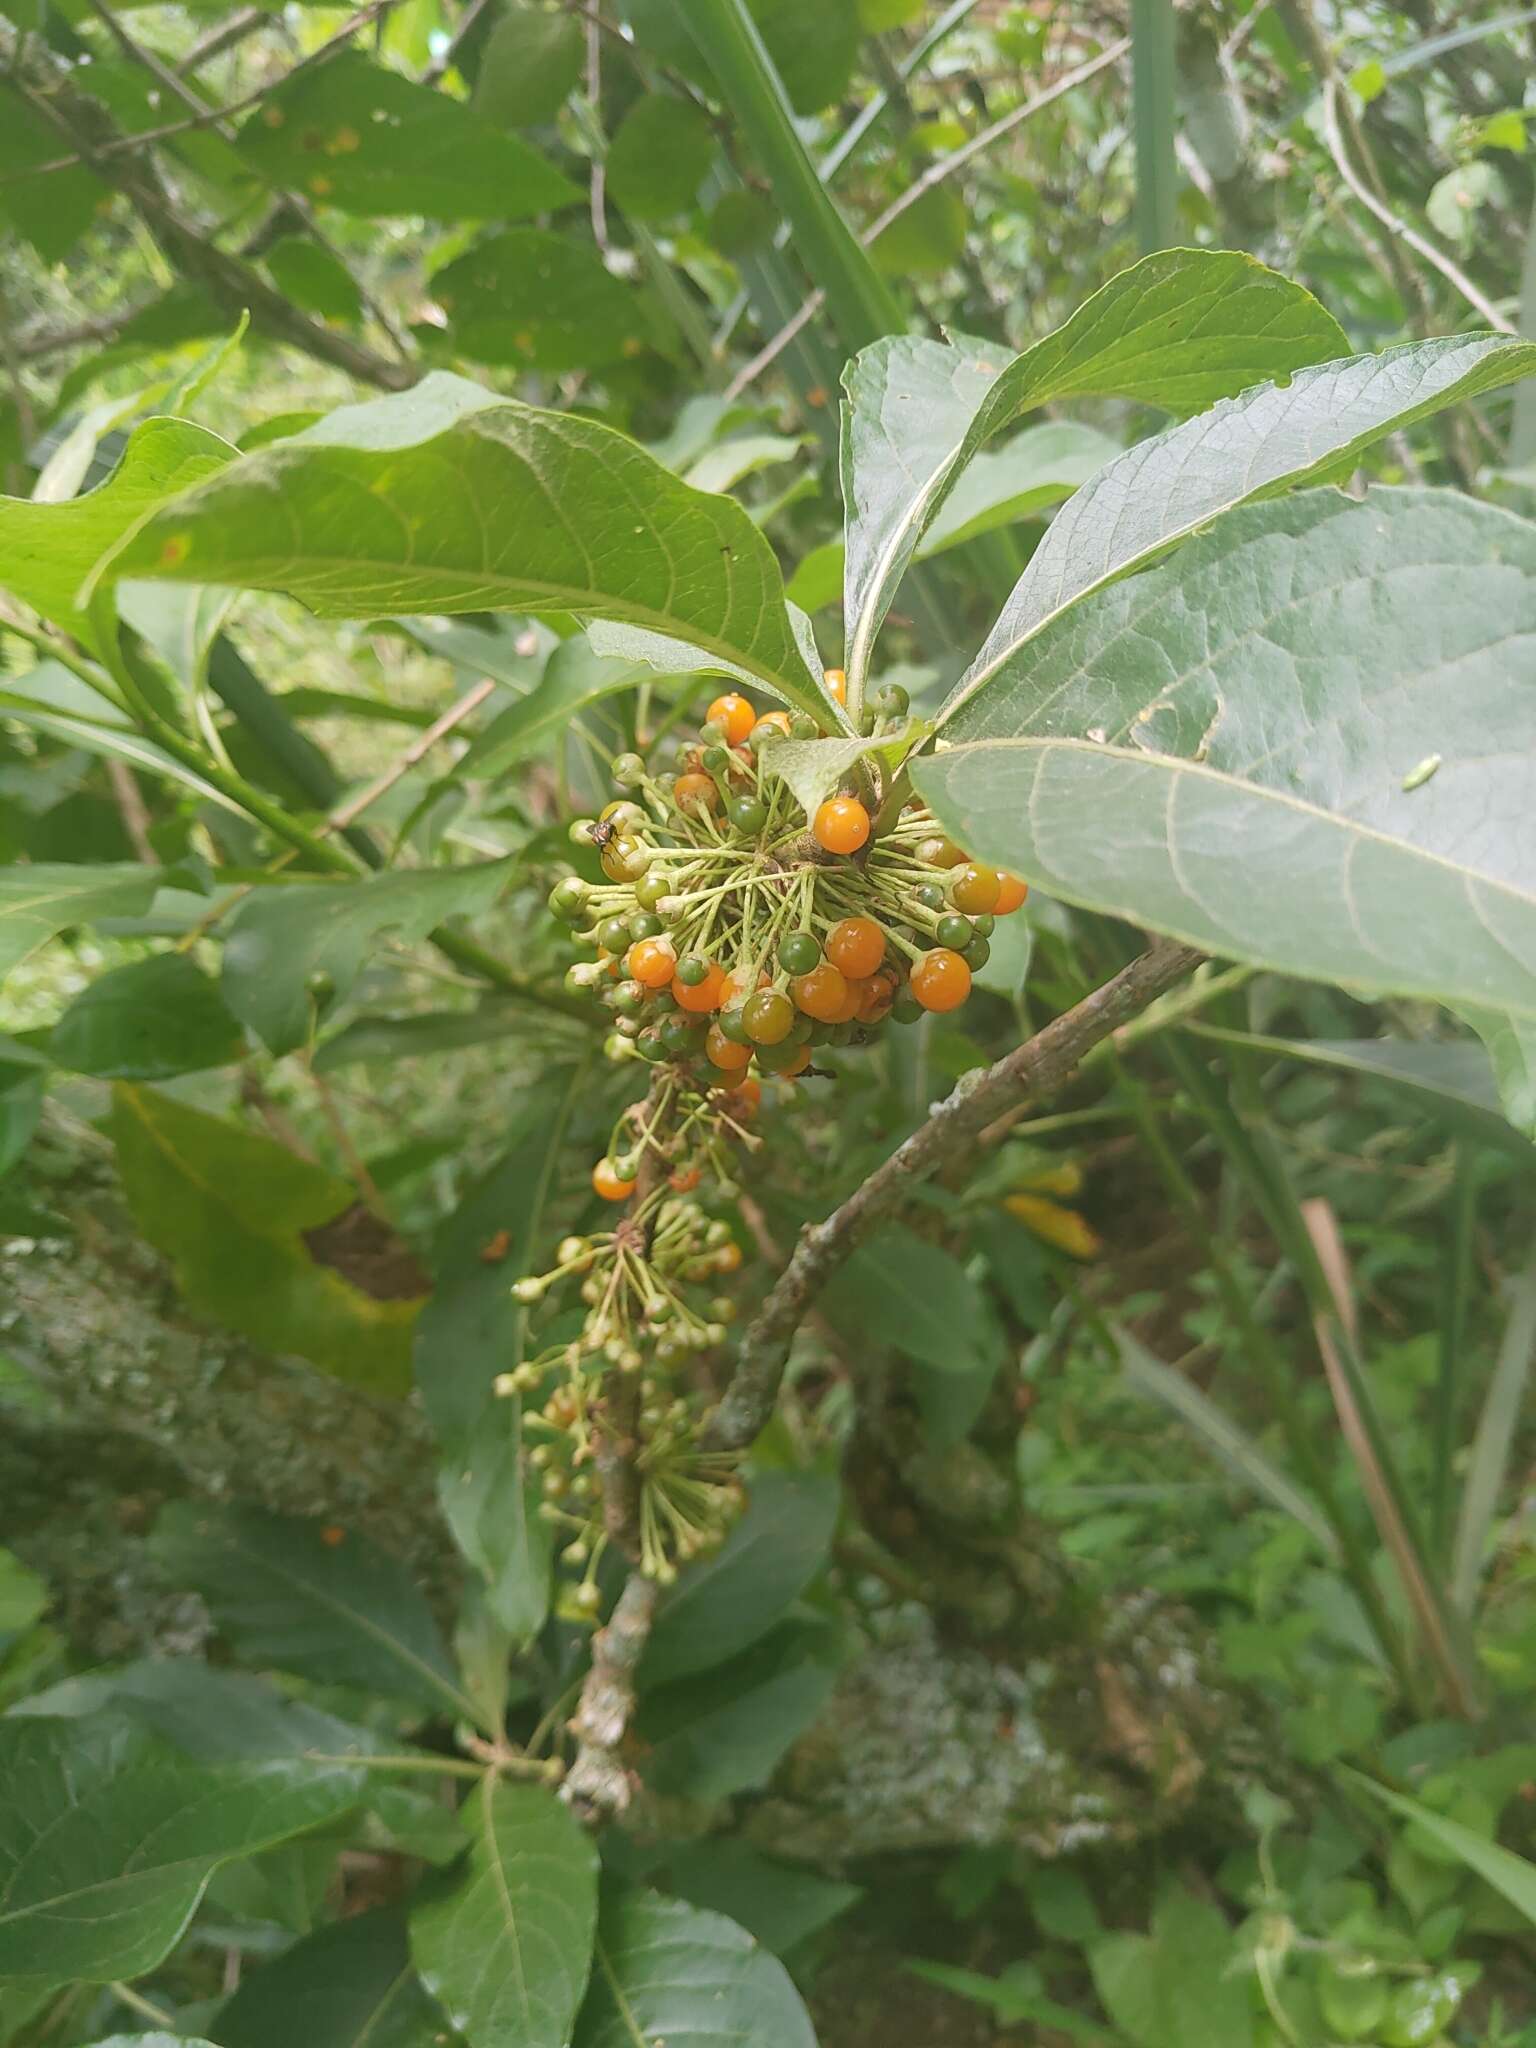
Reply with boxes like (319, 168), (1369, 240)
(1131, 0), (1180, 254)
(673, 0), (906, 355)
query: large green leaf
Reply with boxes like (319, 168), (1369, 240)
(433, 230), (649, 371)
(219, 1909), (446, 2048)
(940, 333), (1536, 729)
(14, 1659), (382, 1770)
(914, 490), (1536, 1103)
(840, 248), (1349, 694)
(822, 1225), (996, 1374)
(0, 865), (167, 980)
(93, 374), (829, 722)
(0, 418), (233, 654)
(642, 1469), (840, 1686)
(223, 861), (514, 1056)
(151, 1502), (476, 1723)
(410, 1778), (598, 2048)
(0, 1715), (359, 1986)
(573, 1892), (816, 2048)
(50, 952), (244, 1079)
(234, 51), (579, 219)
(112, 1083), (424, 1393)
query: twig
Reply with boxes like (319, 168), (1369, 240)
(704, 939), (1201, 1453)
(561, 1571), (659, 1819)
(106, 760), (156, 863)
(1320, 79), (1514, 334)
(177, 6), (267, 77)
(725, 33), (1131, 399)
(1, 21), (413, 392)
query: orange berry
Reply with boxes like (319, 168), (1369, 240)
(752, 710), (793, 738)
(823, 668), (847, 703)
(733, 1077), (763, 1115)
(669, 1165), (702, 1192)
(706, 692), (755, 745)
(672, 962), (728, 1013)
(714, 1239), (744, 1273)
(592, 1157), (636, 1201)
(813, 796), (870, 854)
(777, 1042), (812, 1077)
(673, 771), (720, 813)
(706, 1024), (752, 1070)
(951, 861), (1002, 915)
(626, 937), (676, 988)
(911, 948), (971, 1012)
(791, 961), (849, 1022)
(721, 966), (771, 1006)
(994, 871), (1029, 914)
(918, 835), (966, 868)
(856, 974), (894, 1022)
(825, 915), (885, 979)
(831, 977), (866, 1023)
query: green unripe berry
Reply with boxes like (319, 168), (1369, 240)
(638, 1027), (668, 1062)
(756, 1035), (807, 1072)
(611, 751), (645, 787)
(892, 989), (922, 1025)
(634, 871), (670, 911)
(613, 978), (646, 1018)
(777, 930), (822, 975)
(871, 682), (910, 718)
(660, 1012), (706, 1056)
(601, 800), (645, 832)
(963, 936), (991, 970)
(788, 1012), (814, 1045)
(915, 883), (946, 912)
(568, 817), (598, 847)
(701, 744), (730, 774)
(936, 913), (973, 950)
(698, 719), (727, 746)
(628, 911), (664, 940)
(972, 914), (994, 937)
(717, 999), (752, 1045)
(597, 915), (630, 954)
(674, 954), (710, 986)
(549, 877), (589, 923)
(727, 796), (768, 834)
(789, 712), (818, 739)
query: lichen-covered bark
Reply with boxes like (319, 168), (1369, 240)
(0, 1157), (445, 1656)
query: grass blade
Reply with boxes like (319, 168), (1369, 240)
(1113, 1321), (1339, 1554)
(1450, 1236), (1536, 1614)
(1131, 0), (1179, 253)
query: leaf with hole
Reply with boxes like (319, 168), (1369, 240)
(151, 1502), (475, 1721)
(94, 374), (827, 720)
(915, 489), (1536, 1129)
(112, 1083), (424, 1393)
(840, 247), (1349, 694)
(410, 1778), (598, 2048)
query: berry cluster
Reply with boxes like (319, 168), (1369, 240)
(548, 680), (1028, 1084)
(498, 1076), (753, 1594)
(512, 676), (1031, 1600)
